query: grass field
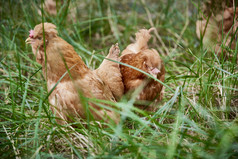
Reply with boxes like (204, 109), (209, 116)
(0, 0), (238, 158)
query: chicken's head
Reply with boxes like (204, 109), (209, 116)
(142, 49), (163, 78)
(25, 23), (57, 55)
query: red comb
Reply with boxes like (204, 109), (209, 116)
(29, 30), (34, 38)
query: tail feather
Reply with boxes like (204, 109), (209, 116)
(127, 28), (155, 54)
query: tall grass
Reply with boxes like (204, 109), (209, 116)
(0, 0), (237, 158)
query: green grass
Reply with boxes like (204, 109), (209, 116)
(1, 0), (238, 158)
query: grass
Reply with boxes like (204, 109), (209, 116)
(0, 0), (238, 158)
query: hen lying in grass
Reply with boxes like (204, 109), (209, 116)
(120, 28), (165, 111)
(26, 23), (122, 124)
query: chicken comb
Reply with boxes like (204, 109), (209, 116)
(29, 30), (34, 38)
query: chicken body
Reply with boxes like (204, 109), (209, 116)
(120, 28), (165, 110)
(26, 23), (120, 124)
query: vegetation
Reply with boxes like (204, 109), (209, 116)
(0, 0), (237, 158)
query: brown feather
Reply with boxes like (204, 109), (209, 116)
(95, 44), (124, 101)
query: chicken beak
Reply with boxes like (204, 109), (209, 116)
(149, 68), (160, 78)
(25, 37), (31, 44)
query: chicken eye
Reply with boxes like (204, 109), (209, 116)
(145, 63), (150, 69)
(143, 61), (148, 68)
(37, 37), (42, 40)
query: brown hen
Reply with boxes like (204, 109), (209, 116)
(120, 28), (165, 110)
(26, 23), (120, 124)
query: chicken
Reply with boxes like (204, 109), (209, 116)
(38, 0), (77, 20)
(120, 28), (165, 110)
(196, 3), (238, 62)
(25, 23), (120, 124)
(40, 0), (59, 16)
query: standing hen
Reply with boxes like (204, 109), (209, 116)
(26, 23), (120, 124)
(120, 28), (165, 110)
